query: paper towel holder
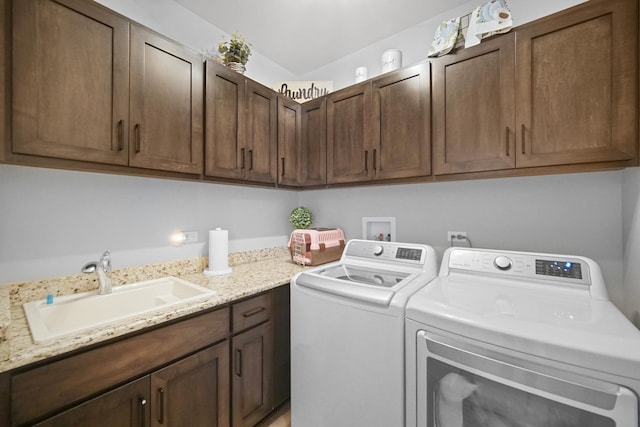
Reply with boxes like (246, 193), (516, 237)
(203, 227), (233, 276)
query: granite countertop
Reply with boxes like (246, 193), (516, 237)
(0, 247), (306, 373)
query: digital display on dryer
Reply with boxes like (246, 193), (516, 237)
(535, 259), (582, 279)
(396, 248), (422, 261)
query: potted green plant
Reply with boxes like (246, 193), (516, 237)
(217, 32), (252, 74)
(289, 206), (312, 229)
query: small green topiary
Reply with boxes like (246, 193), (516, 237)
(289, 207), (312, 229)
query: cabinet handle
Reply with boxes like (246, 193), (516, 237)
(235, 349), (243, 377)
(281, 157), (285, 176)
(505, 126), (510, 156)
(241, 148), (245, 170)
(521, 124), (526, 155)
(139, 398), (147, 427)
(242, 306), (266, 318)
(364, 150), (369, 172)
(249, 150), (254, 171)
(134, 123), (141, 154)
(117, 120), (124, 152)
(373, 149), (377, 171)
(157, 388), (165, 424)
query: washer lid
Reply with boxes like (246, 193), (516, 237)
(316, 264), (411, 288)
(406, 275), (640, 380)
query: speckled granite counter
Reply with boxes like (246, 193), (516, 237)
(0, 247), (306, 373)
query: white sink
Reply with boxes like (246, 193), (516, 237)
(23, 277), (217, 344)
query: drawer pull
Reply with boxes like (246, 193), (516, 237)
(505, 126), (510, 156)
(242, 306), (266, 318)
(157, 387), (165, 424)
(235, 349), (243, 377)
(117, 120), (125, 151)
(134, 123), (142, 153)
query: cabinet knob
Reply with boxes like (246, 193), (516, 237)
(139, 398), (147, 427)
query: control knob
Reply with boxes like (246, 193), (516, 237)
(494, 256), (512, 271)
(373, 245), (384, 256)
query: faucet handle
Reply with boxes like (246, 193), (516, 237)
(81, 261), (97, 274)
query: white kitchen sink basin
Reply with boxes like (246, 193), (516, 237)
(23, 277), (217, 344)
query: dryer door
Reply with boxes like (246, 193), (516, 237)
(416, 330), (638, 427)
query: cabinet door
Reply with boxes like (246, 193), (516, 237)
(129, 25), (203, 174)
(327, 83), (373, 184)
(232, 322), (274, 427)
(245, 80), (278, 184)
(277, 96), (302, 187)
(515, 0), (637, 168)
(272, 285), (291, 409)
(12, 0), (129, 165)
(204, 60), (246, 180)
(33, 377), (150, 427)
(432, 35), (515, 175)
(151, 342), (230, 427)
(372, 63), (431, 179)
(300, 97), (327, 186)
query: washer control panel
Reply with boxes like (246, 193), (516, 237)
(448, 249), (590, 285)
(344, 240), (427, 265)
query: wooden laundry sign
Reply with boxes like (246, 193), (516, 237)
(274, 81), (333, 102)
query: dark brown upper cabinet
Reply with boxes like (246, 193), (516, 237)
(128, 25), (203, 174)
(433, 0), (637, 176)
(205, 60), (277, 185)
(300, 97), (328, 186)
(515, 0), (637, 168)
(432, 34), (516, 175)
(277, 96), (302, 187)
(326, 82), (373, 184)
(12, 0), (130, 166)
(326, 63), (431, 184)
(11, 0), (203, 174)
(372, 63), (431, 180)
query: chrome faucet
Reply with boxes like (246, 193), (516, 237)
(81, 250), (113, 294)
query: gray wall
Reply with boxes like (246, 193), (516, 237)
(623, 168), (640, 326)
(298, 171), (626, 310)
(0, 164), (298, 282)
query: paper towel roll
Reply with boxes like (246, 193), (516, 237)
(203, 228), (232, 276)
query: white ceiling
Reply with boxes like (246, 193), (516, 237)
(173, 0), (471, 75)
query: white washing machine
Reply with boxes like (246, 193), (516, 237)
(405, 247), (640, 427)
(291, 239), (438, 427)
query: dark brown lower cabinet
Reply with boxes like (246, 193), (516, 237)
(272, 284), (291, 408)
(5, 287), (290, 427)
(232, 321), (274, 427)
(151, 342), (230, 427)
(33, 377), (150, 427)
(32, 342), (230, 427)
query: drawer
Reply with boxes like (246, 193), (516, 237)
(11, 307), (229, 426)
(232, 293), (272, 334)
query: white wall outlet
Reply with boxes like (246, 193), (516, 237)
(183, 231), (198, 243)
(447, 231), (467, 241)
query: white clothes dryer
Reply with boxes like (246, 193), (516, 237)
(405, 247), (640, 427)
